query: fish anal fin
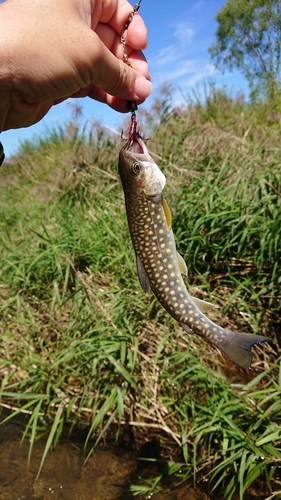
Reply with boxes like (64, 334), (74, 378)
(191, 296), (219, 313)
(218, 332), (271, 368)
(136, 254), (150, 293)
(161, 197), (172, 229)
(177, 252), (188, 276)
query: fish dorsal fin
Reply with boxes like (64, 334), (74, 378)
(161, 197), (172, 229)
(190, 296), (219, 313)
(136, 254), (150, 293)
(177, 252), (188, 276)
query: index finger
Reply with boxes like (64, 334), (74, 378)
(127, 12), (148, 50)
(101, 0), (148, 50)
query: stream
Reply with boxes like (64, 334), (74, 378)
(1, 408), (274, 500)
(0, 410), (209, 500)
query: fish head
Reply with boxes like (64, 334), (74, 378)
(119, 136), (166, 201)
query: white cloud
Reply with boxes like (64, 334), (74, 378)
(192, 1), (205, 11)
(151, 18), (195, 69)
(174, 23), (194, 45)
(153, 44), (179, 67)
(151, 58), (216, 92)
(149, 3), (218, 92)
(164, 59), (198, 80)
(184, 63), (216, 86)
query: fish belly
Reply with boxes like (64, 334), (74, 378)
(125, 193), (270, 368)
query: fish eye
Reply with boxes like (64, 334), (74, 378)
(132, 162), (141, 175)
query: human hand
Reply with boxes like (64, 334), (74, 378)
(0, 0), (151, 131)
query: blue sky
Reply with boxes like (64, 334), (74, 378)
(1, 0), (247, 158)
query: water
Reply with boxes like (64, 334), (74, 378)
(2, 410), (276, 500)
(0, 411), (209, 500)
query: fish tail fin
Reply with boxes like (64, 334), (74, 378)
(218, 332), (271, 368)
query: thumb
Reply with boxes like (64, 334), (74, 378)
(75, 29), (152, 102)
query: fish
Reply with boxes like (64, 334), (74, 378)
(118, 130), (270, 368)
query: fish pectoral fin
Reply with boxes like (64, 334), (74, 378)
(190, 296), (219, 313)
(161, 197), (172, 229)
(136, 254), (150, 293)
(177, 252), (188, 276)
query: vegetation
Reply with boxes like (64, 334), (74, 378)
(0, 87), (280, 499)
(209, 0), (281, 102)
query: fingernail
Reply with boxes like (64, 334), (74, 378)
(134, 77), (152, 98)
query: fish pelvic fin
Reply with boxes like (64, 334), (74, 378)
(218, 332), (271, 368)
(190, 296), (219, 313)
(177, 252), (188, 276)
(136, 254), (150, 293)
(161, 197), (172, 229)
(180, 322), (194, 335)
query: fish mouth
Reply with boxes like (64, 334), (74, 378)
(143, 178), (164, 201)
(131, 135), (148, 155)
(121, 116), (149, 155)
(146, 193), (162, 203)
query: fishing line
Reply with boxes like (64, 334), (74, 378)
(0, 2), (144, 168)
(121, 0), (143, 120)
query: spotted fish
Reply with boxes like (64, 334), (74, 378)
(118, 133), (270, 368)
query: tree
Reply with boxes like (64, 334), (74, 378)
(209, 0), (281, 101)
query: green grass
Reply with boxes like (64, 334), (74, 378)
(0, 87), (281, 499)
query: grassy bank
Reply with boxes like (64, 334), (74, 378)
(0, 89), (280, 499)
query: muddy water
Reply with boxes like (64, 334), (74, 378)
(0, 412), (209, 500)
